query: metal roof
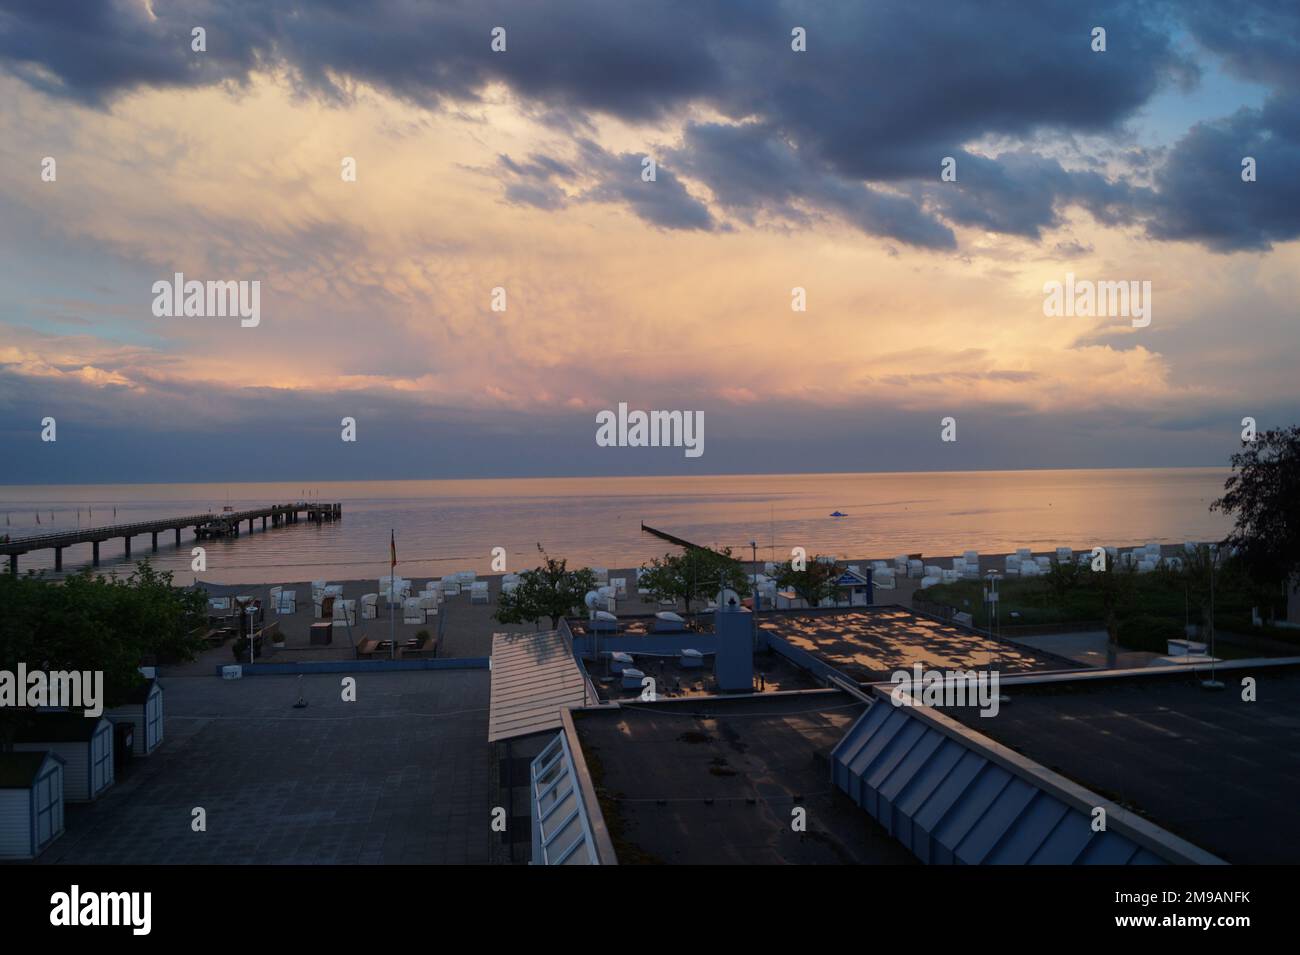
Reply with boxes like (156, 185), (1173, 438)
(488, 630), (592, 743)
(831, 700), (1194, 864)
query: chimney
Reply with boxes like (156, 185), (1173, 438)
(714, 599), (754, 692)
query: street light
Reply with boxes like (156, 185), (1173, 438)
(750, 540), (759, 612)
(1201, 545), (1225, 691)
(245, 605), (258, 666)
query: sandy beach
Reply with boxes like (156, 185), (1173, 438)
(181, 543), (1189, 675)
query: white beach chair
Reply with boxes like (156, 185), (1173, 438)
(470, 581), (489, 604)
(276, 590), (297, 615)
(440, 577), (460, 597)
(209, 596), (231, 611)
(611, 577), (628, 597)
(403, 598), (425, 624)
(907, 559), (923, 578)
(361, 593), (378, 620)
(269, 586), (282, 607)
(332, 599), (356, 627)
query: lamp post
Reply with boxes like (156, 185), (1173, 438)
(245, 605), (257, 666)
(750, 540), (759, 612)
(1202, 546), (1225, 690)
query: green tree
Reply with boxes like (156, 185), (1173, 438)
(638, 547), (750, 614)
(1212, 425), (1300, 593)
(775, 556), (844, 607)
(0, 562), (207, 748)
(1044, 557), (1082, 601)
(493, 547), (597, 630)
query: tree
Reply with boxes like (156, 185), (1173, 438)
(1092, 551), (1135, 666)
(493, 546), (596, 630)
(1212, 425), (1300, 592)
(1044, 557), (1082, 601)
(0, 561), (208, 748)
(638, 547), (750, 614)
(775, 556), (844, 607)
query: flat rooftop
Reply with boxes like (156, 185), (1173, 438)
(39, 670), (491, 864)
(572, 692), (917, 865)
(586, 645), (822, 701)
(567, 613), (714, 638)
(759, 606), (1079, 682)
(940, 664), (1300, 864)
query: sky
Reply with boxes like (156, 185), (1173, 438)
(1, 0), (1298, 483)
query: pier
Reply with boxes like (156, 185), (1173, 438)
(1, 502), (341, 575)
(640, 522), (709, 552)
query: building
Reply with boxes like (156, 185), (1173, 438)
(488, 629), (599, 863)
(106, 678), (165, 756)
(517, 606), (1300, 865)
(0, 751), (65, 860)
(11, 712), (115, 802)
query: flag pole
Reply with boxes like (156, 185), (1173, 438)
(390, 529), (396, 660)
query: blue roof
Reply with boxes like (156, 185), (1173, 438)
(831, 701), (1169, 864)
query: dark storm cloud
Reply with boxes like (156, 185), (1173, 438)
(924, 150), (1150, 240)
(1180, 0), (1300, 89)
(2, 0), (1297, 250)
(1146, 94), (1300, 251)
(673, 122), (956, 248)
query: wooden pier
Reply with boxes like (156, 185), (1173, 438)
(1, 502), (341, 575)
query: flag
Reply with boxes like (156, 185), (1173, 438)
(390, 530), (397, 569)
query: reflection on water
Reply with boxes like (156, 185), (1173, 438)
(0, 468), (1230, 585)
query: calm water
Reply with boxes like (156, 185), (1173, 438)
(1, 469), (1232, 585)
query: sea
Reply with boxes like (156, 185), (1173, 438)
(0, 468), (1232, 586)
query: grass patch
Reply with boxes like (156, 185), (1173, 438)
(921, 564), (1291, 650)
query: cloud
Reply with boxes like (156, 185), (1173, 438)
(499, 138), (715, 231)
(1145, 93), (1300, 251)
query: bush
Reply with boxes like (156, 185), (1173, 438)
(1117, 614), (1183, 654)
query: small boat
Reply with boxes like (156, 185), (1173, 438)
(829, 511), (848, 518)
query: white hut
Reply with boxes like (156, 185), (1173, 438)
(105, 679), (164, 757)
(0, 752), (65, 860)
(11, 713), (114, 803)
